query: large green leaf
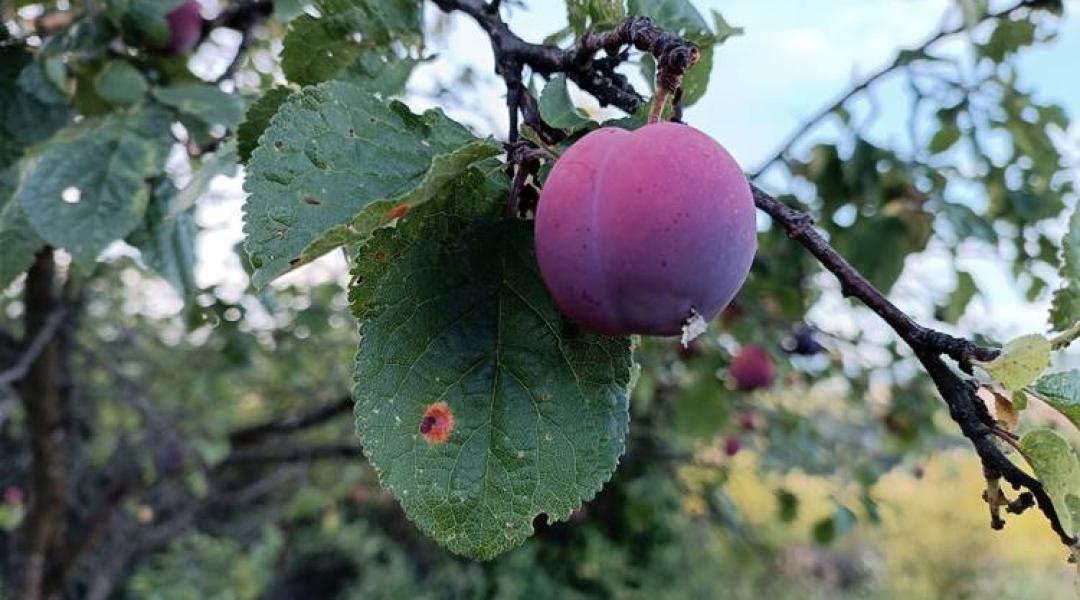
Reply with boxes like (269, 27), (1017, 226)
(566, 0), (627, 37)
(15, 107), (173, 262)
(0, 45), (72, 165)
(350, 177), (634, 560)
(1050, 205), (1080, 331)
(1020, 429), (1080, 536)
(1032, 370), (1080, 430)
(242, 81), (496, 288)
(280, 0), (422, 87)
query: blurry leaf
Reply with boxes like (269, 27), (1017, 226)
(1020, 429), (1080, 536)
(976, 334), (1051, 392)
(340, 48), (421, 96)
(1050, 205), (1080, 331)
(0, 168), (43, 288)
(812, 503), (856, 545)
(170, 140), (238, 216)
(1032, 370), (1080, 430)
(280, 0), (422, 87)
(929, 122), (961, 154)
(128, 180), (199, 300)
(979, 18), (1037, 62)
(351, 185), (633, 560)
(243, 81), (495, 288)
(709, 10), (743, 44)
(153, 83), (247, 130)
(238, 87), (295, 164)
(991, 388), (1020, 430)
(94, 60), (149, 107)
(16, 106), (173, 262)
(539, 75), (592, 130)
(192, 438), (231, 468)
(776, 489), (798, 523)
(1013, 389), (1029, 411)
(943, 270), (977, 324)
(672, 373), (730, 441)
(105, 0), (185, 48)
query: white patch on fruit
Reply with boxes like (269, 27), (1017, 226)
(681, 308), (707, 347)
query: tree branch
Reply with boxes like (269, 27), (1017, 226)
(0, 308), (67, 386)
(429, 0), (1074, 548)
(748, 0), (1059, 179)
(15, 250), (72, 600)
(228, 396), (352, 445)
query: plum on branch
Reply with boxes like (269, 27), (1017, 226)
(534, 122), (757, 337)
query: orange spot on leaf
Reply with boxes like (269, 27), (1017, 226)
(386, 203), (411, 220)
(420, 401), (454, 444)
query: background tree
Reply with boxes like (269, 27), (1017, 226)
(0, 0), (1078, 598)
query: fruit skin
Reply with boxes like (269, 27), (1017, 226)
(166, 0), (203, 55)
(729, 345), (775, 391)
(534, 122), (757, 336)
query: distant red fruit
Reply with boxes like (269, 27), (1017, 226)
(738, 409), (763, 433)
(535, 123), (757, 337)
(166, 0), (203, 55)
(723, 436), (742, 457)
(3, 486), (24, 505)
(729, 345), (775, 391)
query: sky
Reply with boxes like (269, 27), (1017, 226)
(195, 0), (1080, 359)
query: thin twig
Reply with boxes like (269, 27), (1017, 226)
(748, 0), (1055, 178)
(0, 308), (66, 386)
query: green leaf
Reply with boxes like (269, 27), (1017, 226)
(95, 60), (149, 107)
(242, 81), (492, 288)
(297, 140), (502, 269)
(153, 84), (247, 130)
(976, 334), (1051, 391)
(929, 122), (961, 154)
(1032, 370), (1080, 430)
(238, 88), (295, 164)
(170, 140), (238, 216)
(943, 270), (977, 324)
(0, 46), (72, 164)
(1050, 205), (1080, 331)
(979, 18), (1037, 62)
(566, 0), (627, 37)
(539, 75), (592, 130)
(350, 182), (633, 560)
(128, 180), (199, 299)
(106, 0), (185, 48)
(15, 107), (173, 262)
(340, 48), (422, 96)
(812, 503), (856, 545)
(672, 373), (729, 441)
(0, 167), (43, 288)
(1020, 429), (1080, 536)
(280, 0), (422, 87)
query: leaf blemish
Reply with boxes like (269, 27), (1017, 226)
(386, 203), (411, 219)
(303, 196), (321, 205)
(419, 401), (454, 444)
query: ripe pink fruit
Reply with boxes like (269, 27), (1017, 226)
(534, 123), (756, 336)
(729, 345), (775, 391)
(723, 436), (742, 457)
(166, 0), (203, 55)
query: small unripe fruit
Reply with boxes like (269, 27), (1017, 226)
(729, 345), (775, 391)
(535, 123), (756, 336)
(166, 0), (203, 55)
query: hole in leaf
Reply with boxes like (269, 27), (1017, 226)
(61, 186), (82, 204)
